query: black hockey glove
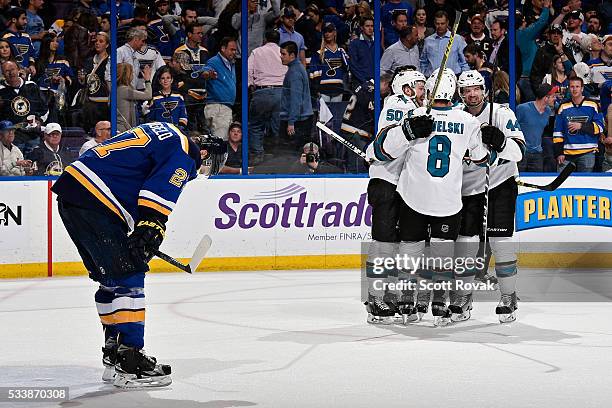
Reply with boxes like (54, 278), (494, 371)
(481, 125), (506, 152)
(401, 115), (434, 141)
(128, 215), (166, 264)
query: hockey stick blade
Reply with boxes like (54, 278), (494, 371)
(151, 234), (212, 274)
(188, 234), (213, 273)
(316, 121), (367, 159)
(516, 161), (576, 191)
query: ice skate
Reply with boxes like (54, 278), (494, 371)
(496, 292), (518, 323)
(113, 345), (172, 388)
(365, 294), (394, 324)
(383, 292), (403, 323)
(415, 289), (431, 321)
(431, 290), (451, 327)
(449, 293), (473, 322)
(102, 337), (118, 383)
(397, 290), (418, 324)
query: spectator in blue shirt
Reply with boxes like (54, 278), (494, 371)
(420, 10), (468, 77)
(279, 7), (306, 66)
(25, 0), (46, 57)
(279, 41), (313, 150)
(348, 16), (374, 89)
(517, 84), (556, 172)
(382, 0), (413, 48)
(205, 37), (237, 141)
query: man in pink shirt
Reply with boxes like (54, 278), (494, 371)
(247, 29), (288, 165)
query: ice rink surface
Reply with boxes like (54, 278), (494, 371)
(2, 269), (612, 408)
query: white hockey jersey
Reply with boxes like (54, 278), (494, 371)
(367, 94), (417, 184)
(461, 102), (525, 196)
(369, 106), (489, 217)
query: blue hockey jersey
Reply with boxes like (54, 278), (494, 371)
(2, 31), (35, 66)
(38, 58), (73, 92)
(52, 122), (198, 229)
(148, 92), (188, 127)
(148, 18), (177, 60)
(553, 98), (604, 157)
(309, 46), (349, 97)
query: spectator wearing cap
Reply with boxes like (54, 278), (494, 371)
(248, 30), (287, 165)
(232, 0), (279, 58)
(204, 37), (237, 141)
(464, 13), (492, 56)
(79, 120), (111, 156)
(587, 35), (612, 86)
(348, 15), (374, 89)
(0, 60), (49, 156)
(380, 25), (419, 75)
(2, 7), (36, 76)
(530, 24), (575, 94)
(517, 84), (556, 172)
(309, 22), (349, 103)
(517, 0), (551, 103)
(564, 11), (589, 63)
(279, 7), (306, 66)
(220, 122), (245, 174)
(0, 120), (32, 176)
(553, 76), (604, 173)
(344, 0), (360, 41)
(420, 10), (469, 77)
(279, 40), (313, 150)
(381, 0), (413, 49)
(28, 122), (72, 176)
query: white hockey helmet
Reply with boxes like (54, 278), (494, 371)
(391, 69), (425, 95)
(572, 62), (591, 84)
(425, 68), (456, 101)
(457, 70), (486, 90)
(457, 70), (487, 105)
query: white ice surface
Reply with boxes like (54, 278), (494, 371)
(1, 269), (612, 408)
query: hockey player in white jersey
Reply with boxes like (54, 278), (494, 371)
(363, 67), (426, 324)
(451, 70), (526, 323)
(367, 68), (489, 326)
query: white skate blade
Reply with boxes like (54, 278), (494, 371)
(498, 312), (517, 324)
(367, 314), (394, 325)
(113, 372), (172, 389)
(433, 316), (451, 327)
(402, 313), (419, 324)
(102, 366), (115, 383)
(450, 310), (471, 322)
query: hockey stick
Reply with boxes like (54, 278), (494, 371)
(316, 121), (367, 160)
(151, 234), (212, 274)
(516, 161), (576, 191)
(426, 10), (462, 114)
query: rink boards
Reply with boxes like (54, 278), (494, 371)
(0, 174), (611, 278)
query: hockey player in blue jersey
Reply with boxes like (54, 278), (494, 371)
(52, 122), (227, 388)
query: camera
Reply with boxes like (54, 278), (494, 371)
(305, 143), (319, 163)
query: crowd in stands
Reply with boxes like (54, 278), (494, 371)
(0, 0), (111, 176)
(1, 0), (612, 177)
